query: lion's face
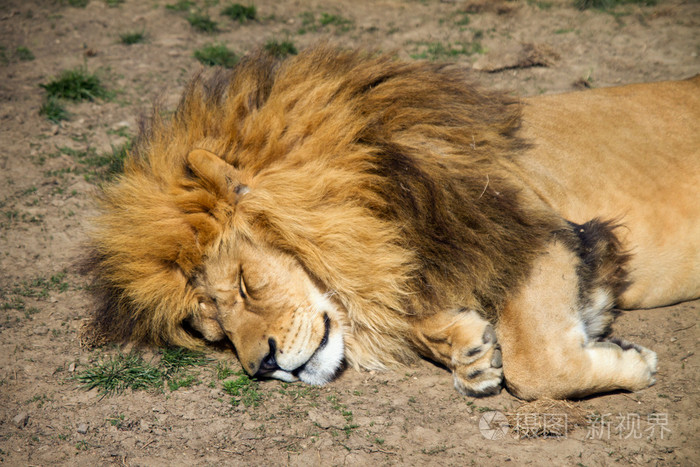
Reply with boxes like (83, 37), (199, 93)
(189, 238), (346, 385)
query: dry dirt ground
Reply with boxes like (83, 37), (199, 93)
(1, 0), (699, 465)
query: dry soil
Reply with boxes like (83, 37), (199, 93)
(0, 0), (698, 465)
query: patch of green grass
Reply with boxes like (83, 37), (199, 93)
(216, 361), (236, 380)
(29, 394), (51, 408)
(75, 352), (164, 397)
(221, 3), (256, 22)
(76, 345), (217, 396)
(41, 66), (109, 102)
(575, 0), (611, 8)
(527, 0), (553, 9)
(411, 41), (484, 60)
(51, 140), (131, 181)
(105, 0), (124, 6)
(298, 11), (316, 33)
(119, 30), (146, 45)
(13, 273), (70, 299)
(574, 0), (656, 9)
(50, 272), (70, 292)
(107, 126), (130, 138)
(263, 39), (297, 58)
(168, 375), (199, 391)
(422, 444), (451, 455)
(319, 13), (351, 28)
(160, 347), (211, 376)
(23, 307), (40, 320)
(326, 394), (357, 436)
(107, 414), (125, 428)
(39, 96), (69, 123)
(101, 142), (130, 179)
(82, 146), (123, 179)
(75, 440), (90, 451)
(1, 297), (26, 311)
(297, 11), (354, 34)
(194, 43), (239, 67)
(278, 382), (320, 400)
(64, 0), (90, 7)
(22, 186), (38, 196)
(455, 14), (470, 26)
(1, 210), (43, 224)
(165, 0), (195, 11)
(222, 371), (263, 407)
(15, 46), (35, 61)
(1, 45), (36, 64)
(187, 11), (219, 33)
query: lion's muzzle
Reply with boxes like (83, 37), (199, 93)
(254, 312), (344, 386)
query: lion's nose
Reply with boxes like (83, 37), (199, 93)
(255, 337), (280, 376)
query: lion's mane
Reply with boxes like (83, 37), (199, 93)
(86, 46), (563, 369)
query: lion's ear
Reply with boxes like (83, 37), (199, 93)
(186, 149), (248, 199)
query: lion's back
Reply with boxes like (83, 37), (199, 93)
(517, 76), (700, 308)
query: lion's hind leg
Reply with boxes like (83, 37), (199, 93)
(410, 309), (504, 397)
(497, 238), (657, 400)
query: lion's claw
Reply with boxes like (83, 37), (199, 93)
(491, 348), (503, 368)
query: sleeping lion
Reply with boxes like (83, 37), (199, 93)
(86, 46), (700, 400)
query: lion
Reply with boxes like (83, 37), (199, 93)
(85, 46), (700, 400)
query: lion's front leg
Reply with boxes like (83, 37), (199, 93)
(410, 309), (503, 397)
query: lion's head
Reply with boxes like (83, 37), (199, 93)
(181, 150), (347, 384)
(86, 46), (557, 385)
(191, 231), (346, 385)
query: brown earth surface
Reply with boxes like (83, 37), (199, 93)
(1, 0), (699, 465)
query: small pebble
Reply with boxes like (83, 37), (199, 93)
(113, 120), (131, 130)
(13, 412), (29, 428)
(77, 423), (88, 434)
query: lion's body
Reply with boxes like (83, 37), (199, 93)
(86, 47), (700, 400)
(517, 77), (700, 308)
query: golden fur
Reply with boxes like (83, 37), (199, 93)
(86, 46), (700, 399)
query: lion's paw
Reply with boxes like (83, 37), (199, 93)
(452, 324), (504, 397)
(595, 338), (657, 391)
(603, 337), (658, 390)
(606, 337), (657, 375)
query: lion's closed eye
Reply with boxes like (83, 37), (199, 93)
(238, 267), (268, 301)
(238, 268), (248, 299)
